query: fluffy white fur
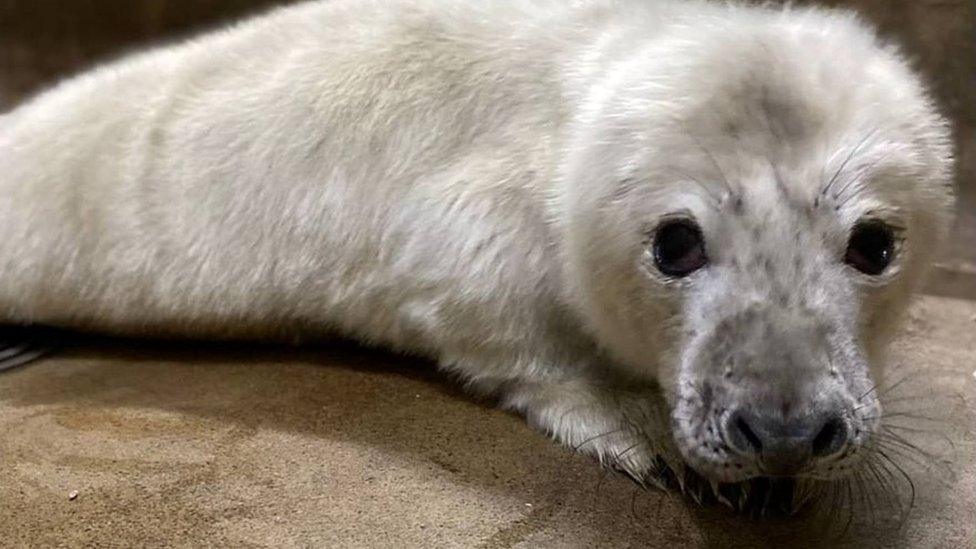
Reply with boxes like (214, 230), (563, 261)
(0, 0), (953, 490)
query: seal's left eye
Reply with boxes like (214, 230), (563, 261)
(653, 219), (707, 277)
(845, 221), (895, 276)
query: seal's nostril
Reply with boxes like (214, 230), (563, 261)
(735, 415), (763, 453)
(811, 416), (847, 457)
(722, 408), (850, 474)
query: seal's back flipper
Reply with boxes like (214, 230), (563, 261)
(0, 326), (57, 372)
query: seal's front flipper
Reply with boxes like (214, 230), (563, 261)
(0, 326), (57, 373)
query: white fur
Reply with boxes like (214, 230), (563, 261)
(0, 0), (953, 486)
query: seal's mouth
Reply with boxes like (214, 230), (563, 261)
(626, 455), (876, 520)
(644, 459), (808, 518)
(612, 454), (808, 517)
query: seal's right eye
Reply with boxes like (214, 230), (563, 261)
(653, 219), (707, 277)
(845, 220), (895, 276)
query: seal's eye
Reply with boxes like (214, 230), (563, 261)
(653, 219), (707, 277)
(845, 221), (895, 276)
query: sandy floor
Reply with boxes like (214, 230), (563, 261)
(1, 296), (973, 548)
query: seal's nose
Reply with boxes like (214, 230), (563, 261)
(724, 407), (849, 475)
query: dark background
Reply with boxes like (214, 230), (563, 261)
(1, 0), (973, 297)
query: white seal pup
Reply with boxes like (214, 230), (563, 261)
(0, 0), (953, 511)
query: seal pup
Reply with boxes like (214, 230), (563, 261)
(0, 0), (953, 512)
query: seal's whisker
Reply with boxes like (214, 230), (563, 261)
(822, 128), (880, 196)
(871, 440), (953, 480)
(864, 411), (949, 424)
(877, 426), (940, 453)
(833, 149), (894, 205)
(816, 481), (840, 530)
(572, 427), (627, 452)
(881, 423), (938, 434)
(852, 469), (878, 527)
(857, 380), (881, 402)
(882, 424), (957, 455)
(876, 368), (927, 397)
(669, 116), (737, 199)
(630, 484), (643, 521)
(875, 449), (916, 515)
(828, 478), (854, 539)
(863, 457), (906, 527)
(611, 439), (649, 464)
(593, 468), (610, 494)
(867, 442), (931, 471)
(871, 431), (933, 456)
(881, 393), (950, 404)
(861, 459), (891, 507)
(859, 462), (889, 522)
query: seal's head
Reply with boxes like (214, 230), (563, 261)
(559, 6), (953, 485)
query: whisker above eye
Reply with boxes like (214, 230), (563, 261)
(822, 128), (881, 197)
(666, 114), (737, 199)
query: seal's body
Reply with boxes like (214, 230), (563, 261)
(0, 0), (953, 496)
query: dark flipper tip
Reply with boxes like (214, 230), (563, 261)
(0, 326), (59, 373)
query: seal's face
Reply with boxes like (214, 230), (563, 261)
(560, 13), (953, 485)
(665, 176), (896, 483)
